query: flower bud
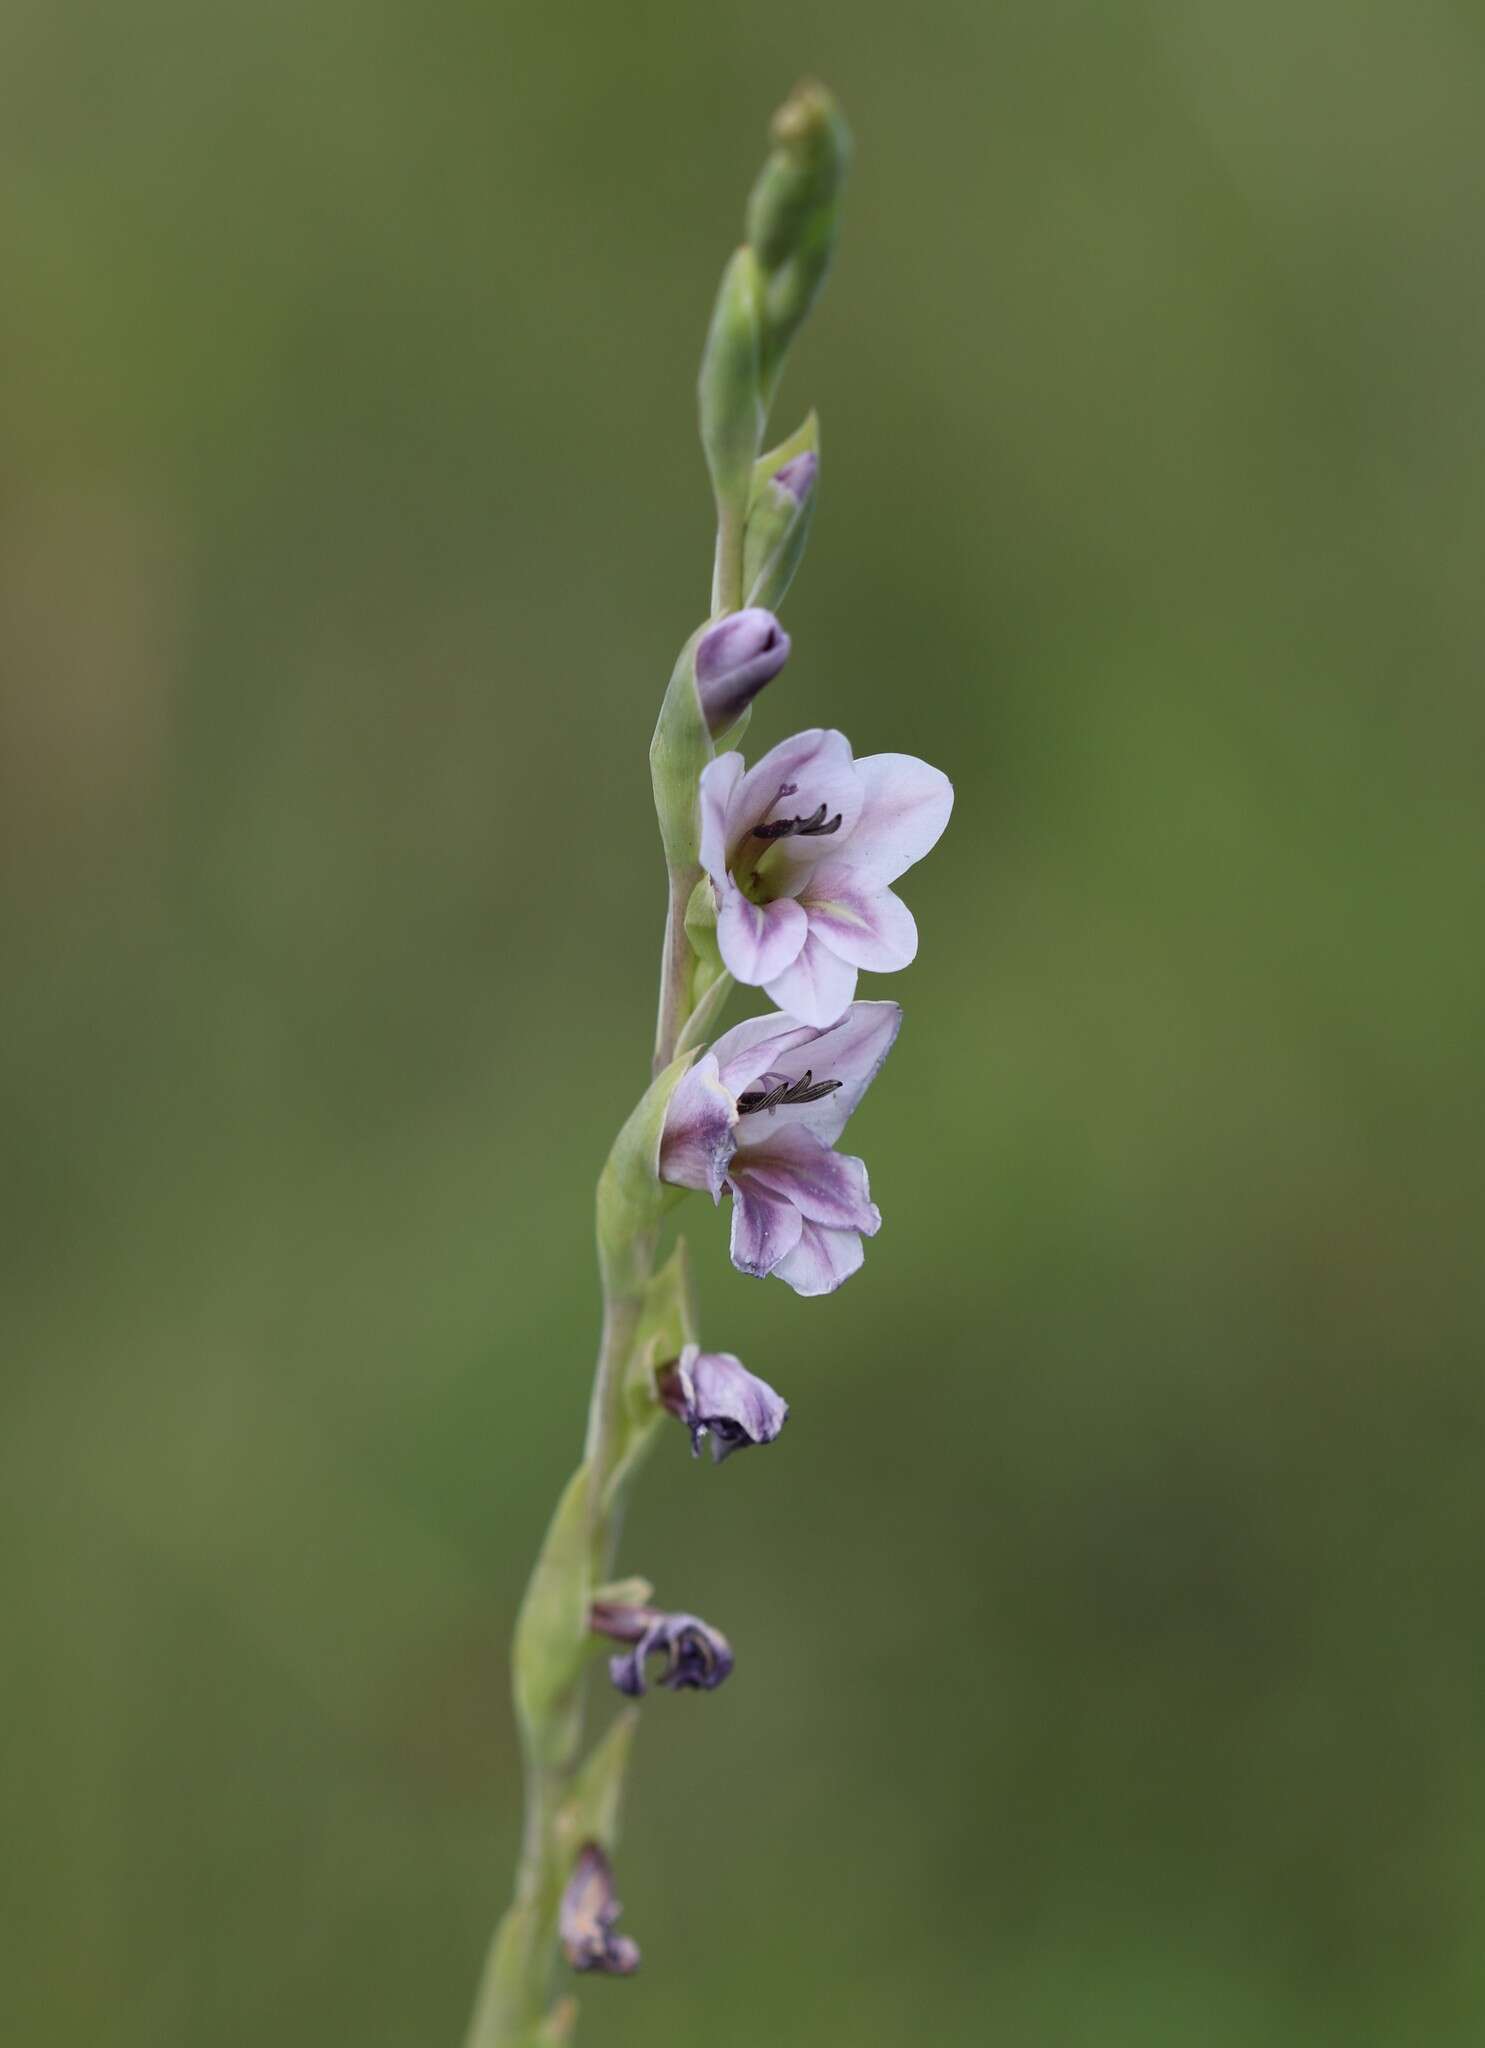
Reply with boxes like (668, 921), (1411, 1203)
(742, 446), (818, 612)
(591, 1600), (735, 1697)
(658, 1344), (789, 1462)
(694, 608), (791, 736)
(744, 81), (852, 396)
(560, 1843), (641, 1976)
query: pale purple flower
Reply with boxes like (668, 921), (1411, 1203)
(560, 1843), (641, 1976)
(660, 1000), (900, 1296)
(591, 1600), (735, 1697)
(657, 1344), (789, 1461)
(699, 730), (952, 1027)
(694, 608), (791, 736)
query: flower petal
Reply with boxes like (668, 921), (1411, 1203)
(844, 753), (954, 883)
(698, 752), (745, 885)
(716, 886), (809, 986)
(658, 1054), (736, 1201)
(709, 1011), (821, 1097)
(727, 1173), (804, 1277)
(763, 929), (859, 1028)
(771, 1221), (866, 1296)
(733, 1125), (880, 1233)
(725, 727), (863, 862)
(800, 873), (919, 972)
(761, 999), (902, 1144)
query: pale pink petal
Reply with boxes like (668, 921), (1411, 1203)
(698, 753), (745, 885)
(709, 1012), (820, 1097)
(799, 873), (919, 972)
(658, 1054), (736, 1201)
(727, 1173), (804, 1277)
(761, 999), (902, 1144)
(844, 754), (953, 884)
(716, 886), (809, 986)
(725, 728), (863, 864)
(763, 930), (859, 1029)
(771, 1221), (866, 1296)
(733, 1124), (879, 1234)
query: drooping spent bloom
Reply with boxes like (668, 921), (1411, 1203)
(560, 1843), (641, 1976)
(699, 730), (952, 1027)
(660, 1000), (900, 1296)
(591, 1600), (735, 1698)
(694, 608), (791, 737)
(657, 1343), (788, 1461)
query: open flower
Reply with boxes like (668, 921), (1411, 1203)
(699, 730), (951, 1027)
(658, 1345), (788, 1461)
(591, 1600), (735, 1697)
(560, 1843), (641, 1976)
(660, 1001), (900, 1296)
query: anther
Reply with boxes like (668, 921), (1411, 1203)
(737, 1070), (845, 1114)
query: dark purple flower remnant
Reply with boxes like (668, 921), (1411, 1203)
(560, 1843), (641, 1976)
(694, 608), (792, 736)
(591, 1601), (735, 1698)
(658, 1344), (788, 1461)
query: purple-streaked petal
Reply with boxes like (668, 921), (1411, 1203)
(724, 727), (863, 860)
(694, 609), (790, 735)
(843, 753), (954, 884)
(698, 752), (745, 885)
(759, 1000), (902, 1144)
(727, 1173), (804, 1277)
(800, 872), (919, 972)
(658, 1054), (736, 1201)
(763, 929), (859, 1028)
(709, 1010), (821, 1097)
(716, 886), (809, 986)
(733, 1124), (879, 1233)
(771, 1221), (866, 1296)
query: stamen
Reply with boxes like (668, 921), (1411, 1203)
(737, 1070), (845, 1115)
(751, 799), (844, 842)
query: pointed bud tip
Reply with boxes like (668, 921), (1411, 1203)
(694, 609), (791, 736)
(771, 450), (818, 504)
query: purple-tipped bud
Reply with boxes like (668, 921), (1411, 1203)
(560, 1843), (641, 1976)
(658, 1343), (789, 1463)
(694, 608), (791, 736)
(771, 450), (818, 504)
(591, 1601), (735, 1698)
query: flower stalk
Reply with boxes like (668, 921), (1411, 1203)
(462, 78), (945, 2046)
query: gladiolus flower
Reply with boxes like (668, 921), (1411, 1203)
(660, 1000), (900, 1296)
(657, 1344), (788, 1461)
(699, 730), (951, 1026)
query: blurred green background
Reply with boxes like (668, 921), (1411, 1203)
(4, 2), (1483, 2042)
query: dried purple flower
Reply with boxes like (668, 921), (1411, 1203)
(658, 1343), (788, 1462)
(591, 1601), (735, 1698)
(560, 1843), (641, 1976)
(694, 608), (792, 736)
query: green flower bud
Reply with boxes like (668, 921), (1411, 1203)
(744, 81), (852, 399)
